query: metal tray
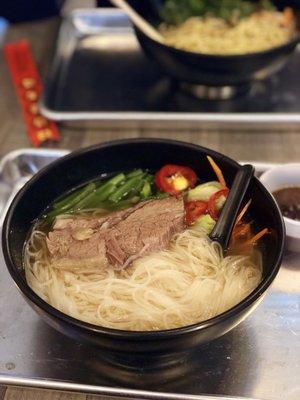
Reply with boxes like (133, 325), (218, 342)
(40, 8), (300, 129)
(0, 149), (299, 400)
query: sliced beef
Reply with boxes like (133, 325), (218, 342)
(53, 217), (103, 231)
(105, 197), (185, 268)
(48, 203), (150, 268)
(46, 197), (185, 270)
(52, 201), (149, 232)
(47, 229), (107, 269)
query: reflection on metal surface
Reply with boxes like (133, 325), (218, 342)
(80, 35), (137, 51)
(40, 9), (300, 127)
(180, 83), (251, 100)
(272, 251), (300, 293)
(0, 149), (299, 400)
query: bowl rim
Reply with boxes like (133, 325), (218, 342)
(259, 162), (300, 180)
(135, 25), (300, 61)
(2, 138), (285, 339)
(260, 163), (300, 231)
(284, 215), (300, 227)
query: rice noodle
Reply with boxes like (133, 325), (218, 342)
(24, 224), (262, 331)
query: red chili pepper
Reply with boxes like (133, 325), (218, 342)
(185, 200), (207, 225)
(208, 188), (229, 220)
(155, 164), (197, 195)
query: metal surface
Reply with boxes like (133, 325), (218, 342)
(0, 149), (299, 400)
(179, 84), (251, 100)
(40, 9), (300, 128)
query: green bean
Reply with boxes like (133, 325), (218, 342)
(52, 173), (125, 212)
(53, 189), (84, 210)
(144, 173), (154, 182)
(94, 183), (118, 201)
(140, 181), (151, 199)
(105, 172), (126, 186)
(46, 171), (155, 220)
(89, 173), (126, 200)
(45, 207), (74, 221)
(134, 179), (146, 195)
(108, 196), (141, 210)
(74, 173), (127, 209)
(51, 183), (96, 214)
(108, 177), (143, 203)
(75, 183), (116, 210)
(53, 182), (96, 210)
(126, 169), (144, 179)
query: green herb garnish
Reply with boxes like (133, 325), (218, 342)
(161, 0), (275, 24)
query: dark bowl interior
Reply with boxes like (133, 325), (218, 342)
(127, 0), (300, 86)
(2, 139), (284, 357)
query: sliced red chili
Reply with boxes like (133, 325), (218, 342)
(155, 164), (197, 196)
(185, 200), (207, 225)
(208, 188), (229, 220)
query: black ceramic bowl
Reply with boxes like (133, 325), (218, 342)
(2, 139), (284, 357)
(128, 0), (300, 87)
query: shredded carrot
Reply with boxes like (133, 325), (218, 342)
(232, 222), (252, 240)
(246, 228), (269, 245)
(227, 242), (252, 256)
(282, 7), (294, 27)
(236, 199), (252, 225)
(207, 156), (226, 187)
(230, 223), (251, 250)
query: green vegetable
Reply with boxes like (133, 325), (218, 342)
(126, 169), (144, 179)
(45, 169), (169, 222)
(109, 176), (144, 203)
(152, 191), (170, 199)
(136, 179), (147, 194)
(140, 181), (152, 199)
(50, 183), (96, 214)
(105, 172), (126, 186)
(51, 173), (126, 213)
(107, 196), (141, 210)
(46, 207), (73, 220)
(261, 0), (275, 10)
(194, 214), (216, 233)
(74, 183), (116, 210)
(74, 173), (126, 210)
(161, 0), (275, 24)
(187, 181), (222, 202)
(144, 174), (154, 184)
(53, 188), (87, 210)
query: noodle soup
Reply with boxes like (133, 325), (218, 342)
(159, 2), (297, 55)
(24, 160), (265, 331)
